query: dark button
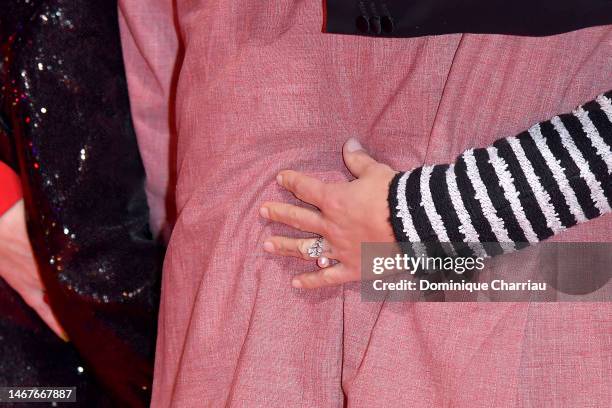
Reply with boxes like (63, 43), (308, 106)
(356, 15), (370, 33)
(381, 15), (394, 34)
(369, 16), (381, 35)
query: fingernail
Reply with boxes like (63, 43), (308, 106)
(263, 241), (274, 252)
(59, 331), (70, 342)
(292, 279), (303, 288)
(345, 137), (363, 152)
(276, 174), (283, 185)
(259, 207), (269, 219)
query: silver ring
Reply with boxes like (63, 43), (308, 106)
(307, 237), (325, 258)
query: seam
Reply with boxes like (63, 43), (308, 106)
(422, 34), (465, 165)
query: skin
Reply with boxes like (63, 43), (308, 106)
(260, 138), (398, 289)
(0, 200), (67, 340)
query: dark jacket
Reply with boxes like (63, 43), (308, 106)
(324, 0), (612, 37)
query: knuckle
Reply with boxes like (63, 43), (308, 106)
(321, 270), (338, 286)
(301, 279), (315, 289)
(298, 240), (310, 256)
(323, 194), (343, 214)
(364, 161), (380, 172)
(285, 177), (294, 191)
(325, 222), (344, 241)
(284, 171), (296, 184)
(266, 206), (277, 220)
(293, 180), (305, 196)
(360, 162), (374, 174)
(319, 219), (331, 236)
(289, 209), (303, 229)
(274, 239), (285, 252)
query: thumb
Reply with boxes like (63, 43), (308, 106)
(343, 137), (378, 178)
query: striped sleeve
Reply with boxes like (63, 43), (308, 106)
(388, 91), (612, 257)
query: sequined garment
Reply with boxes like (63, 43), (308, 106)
(0, 1), (162, 406)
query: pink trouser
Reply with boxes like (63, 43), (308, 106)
(119, 1), (612, 406)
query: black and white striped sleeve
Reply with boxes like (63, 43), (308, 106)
(388, 91), (612, 257)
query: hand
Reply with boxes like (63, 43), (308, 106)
(0, 200), (68, 340)
(260, 138), (398, 289)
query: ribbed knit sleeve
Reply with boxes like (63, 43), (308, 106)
(388, 91), (612, 257)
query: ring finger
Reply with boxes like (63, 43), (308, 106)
(263, 236), (335, 262)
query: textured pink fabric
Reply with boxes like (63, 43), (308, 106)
(119, 1), (612, 406)
(118, 1), (180, 240)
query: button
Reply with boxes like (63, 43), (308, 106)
(356, 15), (370, 33)
(381, 15), (394, 34)
(369, 16), (381, 35)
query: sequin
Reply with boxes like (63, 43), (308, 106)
(0, 1), (161, 406)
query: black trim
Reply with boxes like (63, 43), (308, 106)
(542, 120), (601, 219)
(455, 156), (502, 256)
(536, 122), (579, 229)
(587, 101), (612, 147)
(430, 164), (474, 256)
(324, 0), (612, 38)
(493, 137), (558, 238)
(563, 113), (610, 204)
(474, 148), (528, 245)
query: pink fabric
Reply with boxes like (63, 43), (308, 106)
(119, 1), (612, 406)
(118, 1), (180, 240)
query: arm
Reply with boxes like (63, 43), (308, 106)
(260, 91), (611, 289)
(388, 90), (612, 257)
(324, 0), (612, 37)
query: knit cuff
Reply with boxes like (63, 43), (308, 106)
(0, 161), (22, 217)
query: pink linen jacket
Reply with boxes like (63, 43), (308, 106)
(119, 1), (611, 406)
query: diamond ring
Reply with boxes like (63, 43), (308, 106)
(307, 237), (325, 258)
